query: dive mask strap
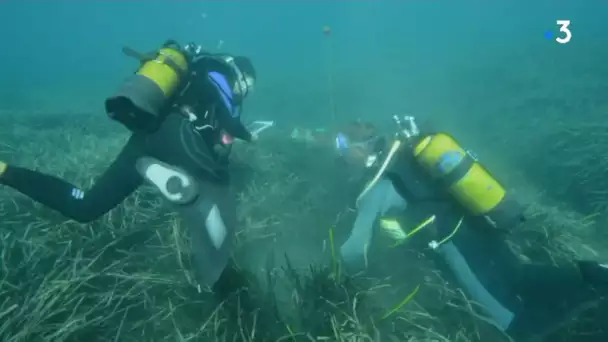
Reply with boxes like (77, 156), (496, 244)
(223, 55), (250, 99)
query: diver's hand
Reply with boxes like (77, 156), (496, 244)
(247, 120), (274, 141)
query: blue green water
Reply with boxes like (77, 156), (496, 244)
(1, 1), (605, 125)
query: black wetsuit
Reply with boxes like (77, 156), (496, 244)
(0, 57), (252, 286)
(384, 147), (605, 340)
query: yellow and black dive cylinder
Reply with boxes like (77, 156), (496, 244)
(411, 133), (525, 231)
(105, 41), (190, 132)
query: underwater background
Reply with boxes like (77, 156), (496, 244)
(2, 1), (608, 341)
(2, 1), (603, 123)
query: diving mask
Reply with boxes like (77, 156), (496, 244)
(335, 133), (381, 168)
(335, 132), (349, 151)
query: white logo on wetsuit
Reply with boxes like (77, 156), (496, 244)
(71, 188), (84, 200)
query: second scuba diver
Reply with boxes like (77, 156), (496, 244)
(0, 40), (258, 288)
(336, 115), (608, 341)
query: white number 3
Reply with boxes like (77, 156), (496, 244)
(556, 20), (572, 44)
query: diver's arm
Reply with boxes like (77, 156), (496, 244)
(0, 135), (144, 223)
(341, 179), (407, 266)
(213, 97), (252, 142)
(224, 117), (252, 142)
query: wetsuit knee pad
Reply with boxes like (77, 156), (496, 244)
(135, 156), (199, 205)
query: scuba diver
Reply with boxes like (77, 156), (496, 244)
(0, 40), (258, 288)
(338, 115), (608, 341)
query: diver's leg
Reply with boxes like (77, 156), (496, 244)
(477, 257), (608, 340)
(431, 210), (522, 333)
(506, 263), (601, 340)
(180, 179), (236, 288)
(518, 263), (589, 295)
(136, 157), (236, 288)
(511, 260), (608, 296)
(579, 260), (608, 288)
(340, 178), (407, 268)
(0, 135), (143, 222)
(428, 208), (605, 340)
(436, 241), (517, 331)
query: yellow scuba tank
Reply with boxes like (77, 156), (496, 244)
(411, 133), (524, 230)
(105, 40), (190, 132)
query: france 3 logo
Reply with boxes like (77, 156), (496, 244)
(545, 20), (572, 44)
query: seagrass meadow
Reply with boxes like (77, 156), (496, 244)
(3, 0), (608, 340)
(0, 110), (607, 342)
